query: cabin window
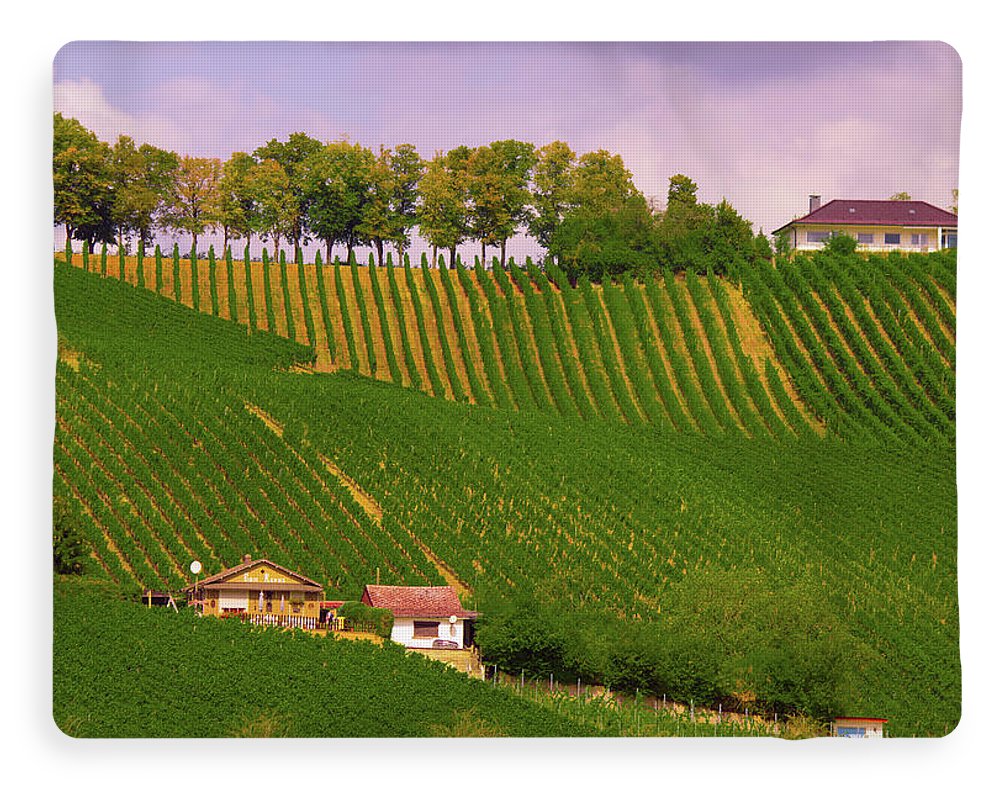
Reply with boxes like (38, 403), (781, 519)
(884, 233), (900, 245)
(413, 621), (439, 638)
(911, 233), (929, 246)
(806, 231), (830, 244)
(856, 233), (874, 244)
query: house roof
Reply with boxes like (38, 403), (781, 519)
(362, 585), (478, 619)
(834, 716), (889, 723)
(773, 200), (957, 234)
(182, 558), (324, 592)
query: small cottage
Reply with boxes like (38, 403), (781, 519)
(833, 716), (888, 738)
(183, 555), (324, 629)
(361, 585), (478, 649)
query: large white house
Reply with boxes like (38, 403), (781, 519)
(773, 196), (957, 253)
(361, 584), (478, 649)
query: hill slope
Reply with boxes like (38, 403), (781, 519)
(54, 261), (958, 735)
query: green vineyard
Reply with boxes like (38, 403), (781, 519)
(53, 245), (958, 736)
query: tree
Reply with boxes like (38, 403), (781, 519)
(417, 147), (471, 267)
(253, 133), (323, 259)
(889, 191), (912, 201)
(528, 141), (576, 256)
(549, 150), (654, 281)
(109, 136), (179, 250)
(467, 140), (537, 266)
(244, 158), (297, 261)
(950, 188), (959, 215)
(53, 113), (115, 249)
(302, 140), (375, 264)
(385, 143), (424, 262)
(165, 156), (222, 254)
(215, 152), (257, 254)
(666, 173), (699, 213)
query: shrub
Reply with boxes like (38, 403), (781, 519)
(339, 601), (393, 639)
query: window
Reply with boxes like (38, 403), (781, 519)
(911, 233), (929, 246)
(884, 233), (900, 245)
(944, 231), (958, 249)
(806, 231), (831, 244)
(856, 233), (874, 244)
(413, 621), (439, 638)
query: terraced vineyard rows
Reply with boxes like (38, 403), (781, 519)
(66, 250), (825, 437)
(734, 250), (955, 443)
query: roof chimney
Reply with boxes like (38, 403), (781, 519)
(809, 195), (822, 213)
(242, 553), (252, 564)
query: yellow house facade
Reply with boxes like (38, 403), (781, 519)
(774, 197), (958, 253)
(183, 555), (324, 629)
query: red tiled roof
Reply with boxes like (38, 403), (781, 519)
(362, 585), (478, 618)
(774, 200), (957, 233)
(834, 716), (889, 723)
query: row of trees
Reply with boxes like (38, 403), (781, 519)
(54, 113), (770, 280)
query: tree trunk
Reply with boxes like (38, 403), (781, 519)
(449, 247), (457, 269)
(347, 243), (354, 264)
(376, 239), (384, 266)
(192, 234), (199, 259)
(432, 245), (438, 266)
(500, 239), (507, 269)
(223, 227), (229, 256)
(273, 237), (279, 263)
(481, 240), (486, 266)
(326, 240), (333, 265)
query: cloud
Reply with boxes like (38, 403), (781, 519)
(54, 77), (191, 153)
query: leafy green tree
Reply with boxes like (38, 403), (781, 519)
(417, 148), (470, 267)
(253, 133), (323, 259)
(53, 113), (115, 248)
(215, 152), (257, 254)
(244, 159), (297, 262)
(302, 140), (375, 264)
(889, 191), (912, 201)
(109, 136), (179, 251)
(528, 140), (576, 255)
(549, 150), (654, 281)
(165, 156), (222, 254)
(667, 173), (699, 213)
(467, 140), (537, 266)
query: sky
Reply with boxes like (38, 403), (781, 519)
(53, 41), (961, 259)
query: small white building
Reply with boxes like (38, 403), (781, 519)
(361, 584), (478, 649)
(833, 716), (888, 738)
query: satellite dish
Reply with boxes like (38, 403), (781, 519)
(449, 615), (457, 624)
(190, 560), (202, 575)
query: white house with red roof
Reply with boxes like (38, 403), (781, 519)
(361, 585), (478, 649)
(773, 196), (957, 253)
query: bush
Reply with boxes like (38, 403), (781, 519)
(339, 601), (393, 639)
(53, 496), (88, 575)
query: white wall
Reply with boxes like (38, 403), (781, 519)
(390, 617), (465, 648)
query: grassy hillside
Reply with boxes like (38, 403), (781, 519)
(53, 260), (958, 735)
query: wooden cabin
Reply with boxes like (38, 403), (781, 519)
(183, 555), (324, 629)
